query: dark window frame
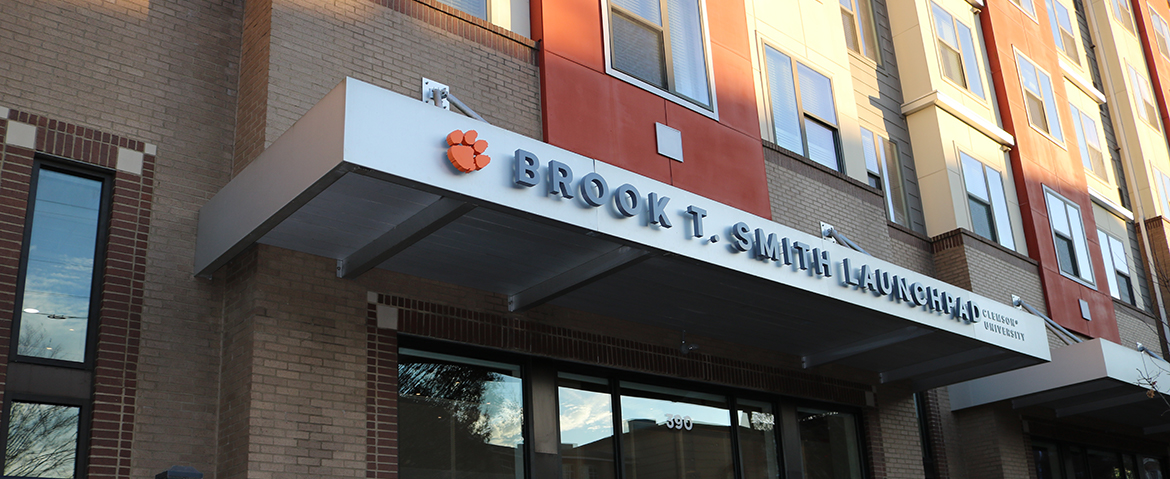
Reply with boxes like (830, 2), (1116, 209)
(8, 156), (113, 370)
(0, 393), (91, 479)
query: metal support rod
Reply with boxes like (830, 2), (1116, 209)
(1012, 295), (1081, 344)
(1138, 343), (1166, 362)
(821, 223), (871, 256)
(441, 90), (487, 123)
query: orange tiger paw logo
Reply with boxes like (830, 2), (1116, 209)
(446, 129), (491, 173)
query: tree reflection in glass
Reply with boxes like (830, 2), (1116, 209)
(3, 402), (79, 478)
(16, 168), (102, 363)
(398, 351), (523, 479)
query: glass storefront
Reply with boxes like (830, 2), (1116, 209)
(556, 373), (863, 479)
(400, 347), (867, 479)
(1032, 438), (1167, 479)
(398, 350), (525, 479)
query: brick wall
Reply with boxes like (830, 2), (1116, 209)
(932, 228), (1048, 315)
(232, 0), (542, 172)
(0, 0), (242, 477)
(954, 403), (1033, 479)
(219, 244), (370, 478)
(0, 113), (155, 479)
(763, 143), (899, 261)
(867, 388), (926, 478)
(1115, 302), (1163, 353)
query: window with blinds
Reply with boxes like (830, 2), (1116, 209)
(1069, 103), (1107, 180)
(1098, 230), (1135, 304)
(607, 0), (712, 109)
(1045, 0), (1079, 63)
(1127, 63), (1160, 130)
(1152, 9), (1170, 59)
(1017, 53), (1064, 142)
(764, 46), (841, 171)
(931, 3), (986, 99)
(841, 0), (880, 62)
(1110, 0), (1136, 33)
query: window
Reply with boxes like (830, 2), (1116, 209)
(764, 46), (842, 170)
(398, 350), (525, 479)
(1011, 0), (1038, 17)
(1017, 53), (1064, 141)
(1152, 9), (1170, 58)
(1110, 0), (1136, 32)
(0, 400), (82, 478)
(799, 408), (864, 479)
(1128, 63), (1159, 129)
(1157, 170), (1170, 216)
(557, 374), (863, 479)
(1045, 189), (1093, 283)
(961, 153), (1016, 250)
(1044, 0), (1079, 62)
(931, 3), (986, 99)
(1069, 103), (1107, 179)
(1098, 230), (1135, 304)
(437, 0), (488, 19)
(841, 0), (880, 62)
(12, 163), (109, 365)
(606, 0), (712, 109)
(861, 128), (911, 227)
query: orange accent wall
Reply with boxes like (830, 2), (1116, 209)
(531, 0), (772, 217)
(981, 0), (1119, 341)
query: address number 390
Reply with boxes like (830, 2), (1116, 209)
(664, 414), (694, 430)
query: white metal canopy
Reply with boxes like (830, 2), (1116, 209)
(195, 78), (1050, 389)
(951, 339), (1170, 435)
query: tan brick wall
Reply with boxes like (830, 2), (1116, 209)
(0, 0), (242, 477)
(763, 144), (897, 261)
(954, 403), (1032, 479)
(1116, 302), (1163, 353)
(220, 244), (370, 478)
(932, 229), (1048, 316)
(233, 0), (542, 172)
(869, 388), (927, 478)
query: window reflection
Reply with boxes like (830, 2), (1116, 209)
(799, 408), (862, 479)
(737, 400), (779, 479)
(620, 383), (734, 479)
(559, 375), (616, 479)
(399, 351), (524, 479)
(3, 401), (79, 478)
(16, 168), (103, 363)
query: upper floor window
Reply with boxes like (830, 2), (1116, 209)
(764, 46), (842, 170)
(841, 0), (880, 62)
(12, 162), (109, 365)
(1045, 189), (1094, 284)
(439, 0), (488, 19)
(1156, 169), (1170, 216)
(862, 127), (911, 227)
(1044, 0), (1079, 63)
(961, 153), (1016, 250)
(931, 2), (987, 99)
(606, 0), (713, 109)
(1068, 103), (1107, 179)
(1110, 0), (1136, 32)
(1127, 63), (1160, 129)
(1017, 53), (1064, 142)
(1152, 8), (1170, 58)
(1011, 0), (1038, 18)
(1097, 230), (1135, 304)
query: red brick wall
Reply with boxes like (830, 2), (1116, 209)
(0, 111), (154, 479)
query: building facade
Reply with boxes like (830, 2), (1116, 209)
(1, 0), (1170, 477)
